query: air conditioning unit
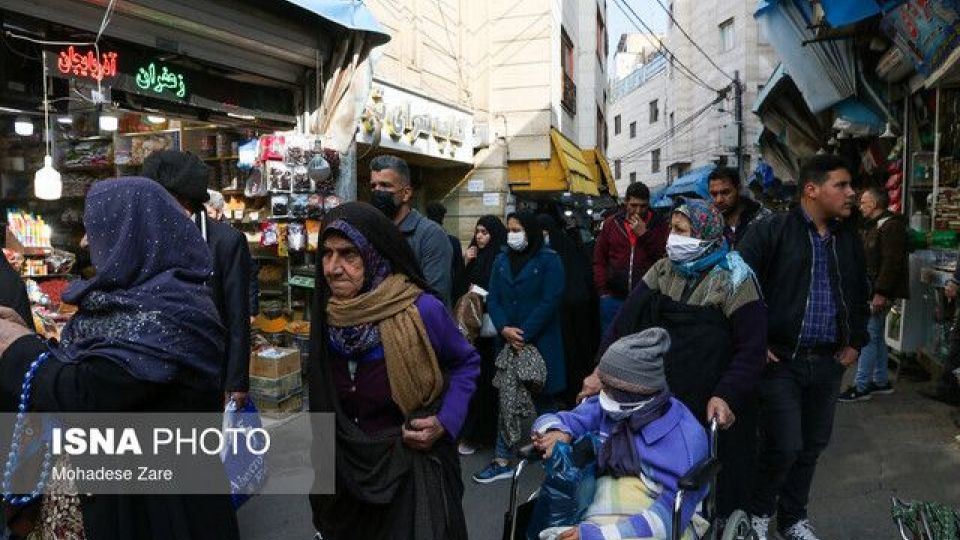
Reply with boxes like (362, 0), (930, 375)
(876, 46), (914, 83)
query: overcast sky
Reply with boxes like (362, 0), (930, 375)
(607, 0), (668, 66)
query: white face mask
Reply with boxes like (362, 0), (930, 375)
(598, 390), (654, 421)
(507, 231), (528, 251)
(666, 233), (712, 263)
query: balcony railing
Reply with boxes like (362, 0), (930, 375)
(562, 73), (577, 115)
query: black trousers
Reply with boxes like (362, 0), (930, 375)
(749, 353), (844, 528)
(716, 396), (758, 517)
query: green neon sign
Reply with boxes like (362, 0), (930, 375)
(135, 63), (187, 98)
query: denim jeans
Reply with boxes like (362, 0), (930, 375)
(599, 296), (625, 337)
(749, 353), (845, 528)
(854, 312), (889, 391)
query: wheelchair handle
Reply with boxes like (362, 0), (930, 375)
(516, 443), (544, 462)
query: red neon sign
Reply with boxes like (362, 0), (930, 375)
(56, 46), (118, 82)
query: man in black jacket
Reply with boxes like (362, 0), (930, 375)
(738, 155), (869, 540)
(144, 151), (252, 408)
(708, 167), (772, 249)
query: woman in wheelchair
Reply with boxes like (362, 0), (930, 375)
(531, 328), (710, 540)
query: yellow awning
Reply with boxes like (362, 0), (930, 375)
(508, 129), (600, 196)
(583, 149), (618, 198)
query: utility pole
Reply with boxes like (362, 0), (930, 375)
(734, 70), (744, 182)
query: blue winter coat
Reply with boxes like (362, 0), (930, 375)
(488, 247), (567, 395)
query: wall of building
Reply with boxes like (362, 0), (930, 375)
(608, 60), (670, 193)
(606, 0), (778, 195)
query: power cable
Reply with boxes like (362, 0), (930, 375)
(611, 0), (720, 93)
(651, 0), (736, 82)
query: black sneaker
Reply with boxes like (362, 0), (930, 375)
(837, 385), (872, 403)
(867, 382), (895, 395)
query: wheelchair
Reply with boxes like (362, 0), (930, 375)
(502, 418), (757, 540)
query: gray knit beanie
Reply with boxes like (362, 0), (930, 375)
(598, 327), (670, 397)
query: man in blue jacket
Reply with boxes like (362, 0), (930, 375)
(738, 155), (869, 540)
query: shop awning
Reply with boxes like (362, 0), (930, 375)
(754, 0), (856, 112)
(819, 0), (905, 28)
(583, 149), (619, 198)
(509, 130), (600, 196)
(660, 165), (717, 200)
(282, 0), (391, 46)
(753, 64), (789, 114)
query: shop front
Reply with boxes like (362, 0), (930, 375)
(354, 80), (476, 231)
(0, 3), (389, 416)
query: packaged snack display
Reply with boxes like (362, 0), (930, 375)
(288, 223), (306, 252)
(261, 222), (279, 246)
(238, 138), (259, 170)
(284, 134), (321, 168)
(266, 161), (292, 192)
(277, 224), (289, 258)
(259, 134), (286, 161)
(290, 195), (309, 218)
(271, 195), (289, 217)
(244, 168), (267, 198)
(292, 165), (313, 193)
(306, 220), (321, 251)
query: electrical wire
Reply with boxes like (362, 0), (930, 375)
(41, 50), (50, 157)
(613, 94), (723, 161)
(611, 0), (720, 94)
(651, 0), (736, 82)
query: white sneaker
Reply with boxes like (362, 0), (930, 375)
(457, 441), (477, 455)
(750, 515), (771, 540)
(780, 519), (821, 540)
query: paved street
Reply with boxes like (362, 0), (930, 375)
(239, 371), (960, 539)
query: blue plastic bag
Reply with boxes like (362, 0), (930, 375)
(525, 435), (599, 539)
(221, 399), (269, 509)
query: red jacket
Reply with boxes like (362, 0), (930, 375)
(593, 210), (669, 298)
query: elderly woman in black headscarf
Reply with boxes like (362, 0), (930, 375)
(308, 202), (479, 540)
(0, 178), (235, 539)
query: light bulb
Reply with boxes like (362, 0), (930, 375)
(34, 155), (62, 200)
(586, 209), (594, 215)
(564, 209), (573, 217)
(14, 117), (33, 136)
(99, 113), (119, 132)
(146, 115), (166, 125)
(56, 116), (73, 125)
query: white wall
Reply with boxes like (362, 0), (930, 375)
(608, 65), (670, 193)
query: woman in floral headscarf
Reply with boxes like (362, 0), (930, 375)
(579, 198), (767, 518)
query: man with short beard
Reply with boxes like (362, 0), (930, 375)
(708, 167), (771, 249)
(739, 155), (869, 540)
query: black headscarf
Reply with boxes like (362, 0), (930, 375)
(507, 212), (544, 276)
(142, 150), (211, 208)
(465, 215), (507, 289)
(0, 256), (32, 328)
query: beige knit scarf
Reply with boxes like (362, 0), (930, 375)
(325, 274), (444, 414)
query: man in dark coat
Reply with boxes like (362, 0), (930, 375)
(839, 187), (909, 402)
(143, 151), (252, 407)
(739, 155), (869, 540)
(426, 201), (467, 304)
(0, 255), (32, 328)
(708, 166), (772, 249)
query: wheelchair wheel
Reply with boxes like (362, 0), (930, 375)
(721, 510), (758, 540)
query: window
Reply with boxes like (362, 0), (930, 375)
(669, 112), (675, 136)
(561, 28), (576, 114)
(651, 149), (661, 173)
(614, 159), (621, 179)
(614, 114), (622, 135)
(596, 8), (606, 66)
(720, 18), (735, 53)
(649, 100), (659, 123)
(597, 106), (607, 151)
(630, 121), (637, 139)
(629, 172), (637, 183)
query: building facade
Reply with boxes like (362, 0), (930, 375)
(607, 0), (779, 194)
(362, 0), (614, 242)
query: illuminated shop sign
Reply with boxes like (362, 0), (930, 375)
(135, 63), (187, 99)
(56, 46), (118, 82)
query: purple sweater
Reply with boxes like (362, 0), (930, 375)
(533, 397), (709, 539)
(331, 293), (480, 439)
